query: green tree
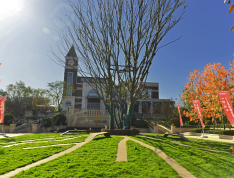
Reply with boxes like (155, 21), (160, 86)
(46, 81), (75, 112)
(4, 81), (33, 118)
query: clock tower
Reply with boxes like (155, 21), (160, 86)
(64, 45), (78, 97)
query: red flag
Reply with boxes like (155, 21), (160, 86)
(218, 91), (234, 127)
(0, 96), (5, 124)
(177, 103), (183, 126)
(192, 100), (205, 128)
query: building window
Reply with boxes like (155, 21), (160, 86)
(68, 73), (73, 83)
(66, 101), (71, 111)
(148, 89), (152, 99)
(67, 73), (73, 96)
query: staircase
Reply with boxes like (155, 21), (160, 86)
(15, 122), (33, 133)
(157, 124), (171, 133)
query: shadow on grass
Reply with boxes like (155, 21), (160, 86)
(92, 136), (113, 141)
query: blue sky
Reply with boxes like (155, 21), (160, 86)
(0, 0), (233, 107)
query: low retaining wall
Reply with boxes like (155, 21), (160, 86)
(171, 126), (197, 133)
(2, 124), (16, 133)
(184, 132), (234, 140)
(135, 128), (150, 133)
(37, 125), (67, 133)
(67, 115), (110, 128)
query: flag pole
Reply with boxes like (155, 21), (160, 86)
(179, 115), (181, 134)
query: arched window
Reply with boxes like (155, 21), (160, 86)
(66, 101), (71, 111)
(87, 89), (99, 98)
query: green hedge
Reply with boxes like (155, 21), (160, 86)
(188, 128), (206, 133)
(41, 117), (52, 127)
(101, 129), (140, 135)
(167, 118), (180, 127)
(3, 113), (15, 125)
(205, 120), (212, 125)
(52, 113), (67, 126)
(188, 128), (234, 135)
(135, 120), (148, 128)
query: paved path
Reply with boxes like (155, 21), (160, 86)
(185, 135), (234, 143)
(0, 133), (29, 139)
(0, 132), (107, 178)
(115, 137), (128, 162)
(115, 136), (196, 178)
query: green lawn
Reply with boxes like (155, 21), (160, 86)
(129, 135), (234, 178)
(141, 133), (234, 152)
(0, 133), (88, 175)
(1, 133), (234, 177)
(13, 135), (181, 178)
(0, 132), (89, 144)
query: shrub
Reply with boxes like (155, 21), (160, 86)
(188, 128), (234, 135)
(167, 118), (180, 127)
(135, 120), (148, 128)
(188, 128), (209, 133)
(3, 113), (15, 125)
(41, 117), (52, 127)
(182, 116), (190, 122)
(52, 113), (67, 126)
(188, 121), (197, 125)
(206, 129), (234, 135)
(205, 120), (212, 125)
(205, 129), (224, 135)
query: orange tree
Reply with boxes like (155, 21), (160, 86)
(180, 62), (233, 129)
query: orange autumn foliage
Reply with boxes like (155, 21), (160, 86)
(181, 61), (234, 123)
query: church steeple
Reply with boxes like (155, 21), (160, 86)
(66, 45), (77, 57)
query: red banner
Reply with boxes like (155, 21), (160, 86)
(177, 103), (183, 126)
(218, 91), (234, 127)
(192, 100), (205, 128)
(0, 96), (5, 124)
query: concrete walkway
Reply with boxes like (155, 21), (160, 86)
(116, 137), (128, 162)
(185, 135), (234, 143)
(0, 132), (107, 178)
(115, 136), (196, 178)
(0, 133), (29, 139)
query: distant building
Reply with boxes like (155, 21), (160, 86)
(62, 46), (175, 116)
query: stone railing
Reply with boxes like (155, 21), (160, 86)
(69, 108), (109, 116)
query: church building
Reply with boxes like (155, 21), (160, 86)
(62, 46), (174, 116)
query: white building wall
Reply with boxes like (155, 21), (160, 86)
(62, 96), (75, 111)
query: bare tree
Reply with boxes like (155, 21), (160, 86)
(50, 0), (187, 129)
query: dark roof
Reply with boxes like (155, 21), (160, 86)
(66, 46), (77, 57)
(77, 76), (107, 83)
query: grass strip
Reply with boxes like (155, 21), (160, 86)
(141, 133), (234, 152)
(0, 133), (89, 145)
(129, 136), (234, 178)
(13, 136), (181, 178)
(2, 136), (88, 148)
(0, 144), (74, 175)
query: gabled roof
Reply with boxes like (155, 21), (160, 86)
(66, 45), (77, 57)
